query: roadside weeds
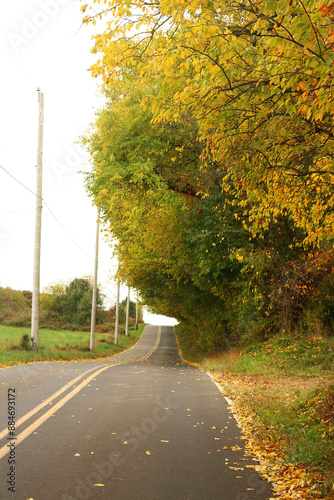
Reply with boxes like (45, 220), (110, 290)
(176, 330), (334, 499)
(209, 371), (334, 499)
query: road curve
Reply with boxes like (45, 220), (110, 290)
(0, 325), (273, 499)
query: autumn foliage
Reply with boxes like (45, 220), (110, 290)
(80, 0), (334, 351)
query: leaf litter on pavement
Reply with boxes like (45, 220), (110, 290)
(209, 371), (334, 499)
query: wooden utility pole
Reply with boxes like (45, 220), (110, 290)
(31, 89), (44, 352)
(136, 300), (139, 330)
(114, 280), (120, 346)
(125, 286), (130, 336)
(90, 209), (100, 352)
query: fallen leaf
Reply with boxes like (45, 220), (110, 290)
(145, 451), (151, 455)
(211, 426), (217, 430)
(160, 440), (169, 443)
(74, 453), (80, 457)
(94, 484), (105, 487)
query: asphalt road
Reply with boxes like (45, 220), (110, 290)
(0, 326), (274, 500)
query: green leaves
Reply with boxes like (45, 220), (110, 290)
(80, 0), (334, 349)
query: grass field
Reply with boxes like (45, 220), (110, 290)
(176, 326), (334, 499)
(0, 323), (146, 367)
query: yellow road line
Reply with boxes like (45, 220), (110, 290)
(139, 326), (161, 362)
(0, 326), (162, 459)
(0, 363), (118, 460)
(0, 364), (107, 441)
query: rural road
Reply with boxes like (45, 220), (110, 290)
(0, 325), (273, 499)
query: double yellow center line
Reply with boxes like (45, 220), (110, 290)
(138, 325), (161, 362)
(0, 326), (161, 460)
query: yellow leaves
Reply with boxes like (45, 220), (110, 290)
(145, 450), (151, 455)
(209, 369), (332, 499)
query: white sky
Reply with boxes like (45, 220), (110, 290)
(0, 0), (177, 326)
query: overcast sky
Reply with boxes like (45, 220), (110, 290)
(0, 0), (177, 326)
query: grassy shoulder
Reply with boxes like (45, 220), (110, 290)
(176, 324), (334, 499)
(0, 323), (147, 368)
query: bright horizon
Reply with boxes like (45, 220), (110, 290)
(0, 1), (176, 327)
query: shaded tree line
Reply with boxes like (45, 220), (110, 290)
(80, 0), (334, 354)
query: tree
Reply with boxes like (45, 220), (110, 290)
(82, 72), (264, 347)
(41, 282), (67, 322)
(0, 287), (31, 326)
(120, 298), (136, 319)
(41, 278), (105, 326)
(81, 0), (334, 248)
(79, 0), (334, 350)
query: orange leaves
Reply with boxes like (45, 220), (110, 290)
(319, 2), (334, 16)
(209, 370), (333, 499)
(80, 0), (334, 249)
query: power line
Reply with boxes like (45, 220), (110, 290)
(44, 202), (94, 261)
(0, 163), (94, 261)
(0, 164), (42, 199)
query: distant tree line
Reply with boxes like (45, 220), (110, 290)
(41, 277), (105, 325)
(0, 279), (142, 330)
